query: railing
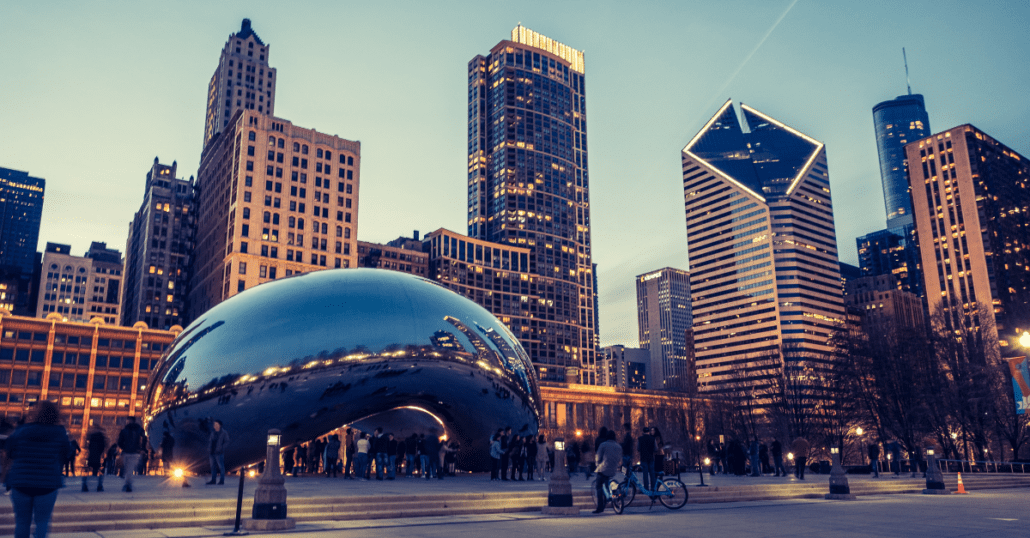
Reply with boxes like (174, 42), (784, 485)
(934, 459), (1030, 474)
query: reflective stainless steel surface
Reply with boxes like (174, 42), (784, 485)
(143, 269), (540, 471)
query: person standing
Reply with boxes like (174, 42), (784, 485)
(386, 433), (398, 480)
(4, 401), (71, 538)
(620, 423), (634, 471)
(749, 439), (761, 477)
(395, 435), (407, 477)
(160, 432), (175, 476)
(759, 442), (770, 474)
(354, 433), (371, 480)
(652, 427), (666, 476)
(525, 434), (538, 481)
(117, 417), (146, 492)
(344, 429), (355, 478)
(422, 431), (441, 480)
(707, 439), (719, 475)
(283, 446), (296, 476)
(372, 428), (387, 480)
(65, 439), (80, 477)
(82, 428), (107, 492)
(637, 427), (656, 488)
(868, 442), (881, 478)
(499, 427), (512, 481)
(536, 435), (550, 480)
(889, 441), (902, 476)
(791, 436), (810, 480)
(509, 434), (524, 481)
(489, 434), (502, 480)
(206, 420), (229, 485)
(771, 438), (786, 477)
(592, 430), (623, 514)
(325, 435), (341, 478)
(416, 434), (428, 478)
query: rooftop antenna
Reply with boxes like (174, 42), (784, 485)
(903, 47), (912, 95)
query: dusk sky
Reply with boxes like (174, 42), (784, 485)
(1, 1), (1028, 346)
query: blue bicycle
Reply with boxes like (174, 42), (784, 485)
(616, 467), (688, 510)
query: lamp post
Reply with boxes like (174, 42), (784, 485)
(825, 446), (855, 500)
(922, 447), (950, 494)
(542, 438), (579, 515)
(243, 429), (296, 531)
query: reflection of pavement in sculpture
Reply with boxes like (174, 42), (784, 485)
(142, 269), (540, 472)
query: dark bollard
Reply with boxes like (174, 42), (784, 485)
(541, 438), (580, 515)
(243, 430), (297, 530)
(922, 448), (951, 495)
(825, 447), (855, 500)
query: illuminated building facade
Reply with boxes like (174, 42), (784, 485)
(0, 167), (45, 315)
(0, 312), (176, 456)
(203, 19), (277, 149)
(188, 110), (360, 321)
(636, 267), (693, 391)
(468, 26), (596, 384)
(907, 125), (1030, 353)
(600, 345), (650, 391)
(844, 274), (924, 331)
(682, 100), (845, 395)
(122, 158), (196, 330)
(873, 94), (930, 228)
(856, 225), (923, 298)
(36, 242), (123, 325)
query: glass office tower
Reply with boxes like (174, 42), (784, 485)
(873, 94), (930, 228)
(468, 25), (596, 384)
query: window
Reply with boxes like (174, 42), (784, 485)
(317, 149), (323, 158)
(261, 245), (269, 257)
(241, 224), (249, 237)
(346, 184), (352, 194)
(272, 213), (280, 225)
(259, 265), (267, 278)
(274, 197), (281, 208)
(269, 267), (277, 279)
(246, 161), (254, 171)
(335, 241), (342, 254)
(266, 165), (274, 175)
(301, 159), (308, 169)
(345, 213), (352, 223)
(249, 131), (256, 141)
(344, 227), (351, 239)
(238, 280), (246, 292)
(302, 145), (308, 155)
(240, 241), (248, 253)
(298, 218), (305, 231)
(245, 175), (253, 187)
(239, 262), (247, 275)
(277, 139), (285, 149)
(346, 198), (352, 209)
(247, 146), (255, 156)
(243, 207), (250, 219)
(335, 258), (341, 268)
(288, 216), (295, 228)
(336, 226), (343, 237)
(270, 247), (278, 258)
(265, 180), (273, 191)
(336, 211), (343, 221)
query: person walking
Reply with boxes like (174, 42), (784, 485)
(637, 427), (656, 488)
(325, 435), (341, 478)
(536, 435), (550, 481)
(791, 436), (810, 480)
(82, 428), (107, 492)
(868, 442), (881, 478)
(592, 430), (623, 514)
(354, 433), (371, 480)
(771, 438), (786, 477)
(4, 401), (71, 538)
(206, 420), (229, 485)
(117, 416), (146, 492)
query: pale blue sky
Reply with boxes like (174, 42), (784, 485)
(1, 1), (1028, 345)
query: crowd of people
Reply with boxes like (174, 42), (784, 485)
(279, 427), (461, 481)
(704, 436), (810, 478)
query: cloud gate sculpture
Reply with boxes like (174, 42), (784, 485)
(143, 269), (540, 472)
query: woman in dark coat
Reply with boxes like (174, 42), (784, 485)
(4, 401), (71, 538)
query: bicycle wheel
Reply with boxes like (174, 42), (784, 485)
(657, 479), (688, 509)
(620, 479), (637, 506)
(611, 481), (627, 514)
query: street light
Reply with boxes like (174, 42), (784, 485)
(855, 427), (863, 436)
(1020, 331), (1030, 348)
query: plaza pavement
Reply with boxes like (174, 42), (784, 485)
(43, 486), (1030, 538)
(3, 471), (1028, 535)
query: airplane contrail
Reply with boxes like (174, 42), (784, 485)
(698, 0), (801, 120)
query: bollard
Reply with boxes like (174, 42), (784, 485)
(541, 437), (580, 515)
(922, 448), (951, 495)
(243, 430), (297, 530)
(825, 447), (855, 500)
(222, 469), (248, 536)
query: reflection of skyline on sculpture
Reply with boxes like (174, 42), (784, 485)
(143, 269), (540, 471)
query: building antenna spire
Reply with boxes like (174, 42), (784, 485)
(903, 47), (912, 95)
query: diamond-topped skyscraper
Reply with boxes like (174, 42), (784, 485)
(203, 19), (277, 149)
(682, 100), (844, 394)
(467, 26), (597, 384)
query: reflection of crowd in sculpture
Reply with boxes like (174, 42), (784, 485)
(280, 427), (460, 480)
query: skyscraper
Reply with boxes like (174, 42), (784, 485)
(0, 167), (45, 315)
(37, 242), (123, 324)
(636, 267), (692, 391)
(873, 94), (930, 228)
(907, 125), (1030, 354)
(121, 158), (196, 329)
(467, 25), (596, 384)
(855, 226), (923, 297)
(188, 110), (361, 321)
(203, 19), (277, 149)
(682, 100), (844, 394)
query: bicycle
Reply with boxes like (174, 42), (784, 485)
(591, 475), (628, 514)
(615, 466), (688, 510)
